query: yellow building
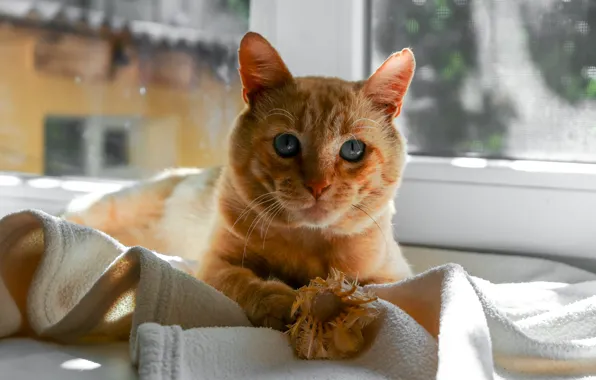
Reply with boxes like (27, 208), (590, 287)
(0, 8), (244, 179)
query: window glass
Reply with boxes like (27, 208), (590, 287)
(0, 0), (249, 179)
(371, 0), (596, 163)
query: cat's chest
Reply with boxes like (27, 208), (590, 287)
(253, 229), (361, 288)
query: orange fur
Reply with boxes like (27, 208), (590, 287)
(198, 32), (416, 330)
(63, 167), (222, 266)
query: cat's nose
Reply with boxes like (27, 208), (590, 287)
(305, 179), (331, 200)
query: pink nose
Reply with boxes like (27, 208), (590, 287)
(305, 179), (331, 200)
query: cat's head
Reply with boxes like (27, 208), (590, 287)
(227, 32), (415, 234)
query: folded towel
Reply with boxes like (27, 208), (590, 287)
(0, 210), (250, 342)
(1, 210), (596, 380)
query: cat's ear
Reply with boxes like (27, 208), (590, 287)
(238, 32), (293, 103)
(362, 48), (416, 118)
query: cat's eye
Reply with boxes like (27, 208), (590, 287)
(273, 133), (301, 158)
(340, 139), (366, 162)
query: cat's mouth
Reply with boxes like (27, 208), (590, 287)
(297, 203), (340, 227)
(276, 193), (342, 227)
(301, 204), (327, 219)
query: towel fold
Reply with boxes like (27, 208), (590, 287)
(0, 210), (250, 343)
(1, 209), (596, 380)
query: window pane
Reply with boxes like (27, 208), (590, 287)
(44, 116), (86, 176)
(0, 0), (249, 179)
(371, 0), (596, 163)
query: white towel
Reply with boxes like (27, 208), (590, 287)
(1, 210), (596, 379)
(131, 264), (596, 380)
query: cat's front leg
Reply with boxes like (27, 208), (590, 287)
(200, 256), (297, 331)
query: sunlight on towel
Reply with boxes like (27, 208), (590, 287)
(60, 358), (101, 371)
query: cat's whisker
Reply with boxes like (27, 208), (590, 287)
(242, 201), (280, 267)
(351, 204), (389, 251)
(355, 203), (386, 228)
(235, 192), (274, 219)
(351, 117), (382, 129)
(245, 202), (276, 245)
(248, 201), (278, 239)
(235, 196), (276, 226)
(241, 191), (278, 214)
(265, 112), (294, 121)
(261, 201), (286, 249)
(259, 201), (282, 238)
(264, 108), (296, 124)
(271, 108), (296, 121)
(232, 192), (278, 228)
(355, 202), (373, 213)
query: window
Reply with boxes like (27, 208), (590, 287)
(0, 0), (249, 215)
(371, 0), (596, 163)
(44, 117), (86, 177)
(0, 0), (249, 180)
(44, 116), (141, 178)
(103, 129), (129, 168)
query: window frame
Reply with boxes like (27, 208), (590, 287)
(82, 116), (143, 179)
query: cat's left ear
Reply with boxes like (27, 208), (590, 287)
(362, 48), (416, 118)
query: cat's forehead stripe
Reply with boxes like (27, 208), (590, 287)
(298, 93), (359, 138)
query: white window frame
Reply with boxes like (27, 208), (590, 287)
(249, 0), (596, 261)
(2, 0), (596, 263)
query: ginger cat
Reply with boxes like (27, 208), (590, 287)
(63, 32), (415, 331)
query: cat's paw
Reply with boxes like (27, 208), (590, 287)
(248, 283), (297, 331)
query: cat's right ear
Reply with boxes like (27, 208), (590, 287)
(238, 32), (293, 104)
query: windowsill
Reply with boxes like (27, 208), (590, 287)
(405, 156), (596, 191)
(396, 156), (596, 261)
(0, 173), (133, 217)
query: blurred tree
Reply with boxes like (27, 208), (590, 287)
(521, 0), (596, 104)
(373, 0), (514, 158)
(219, 0), (250, 25)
